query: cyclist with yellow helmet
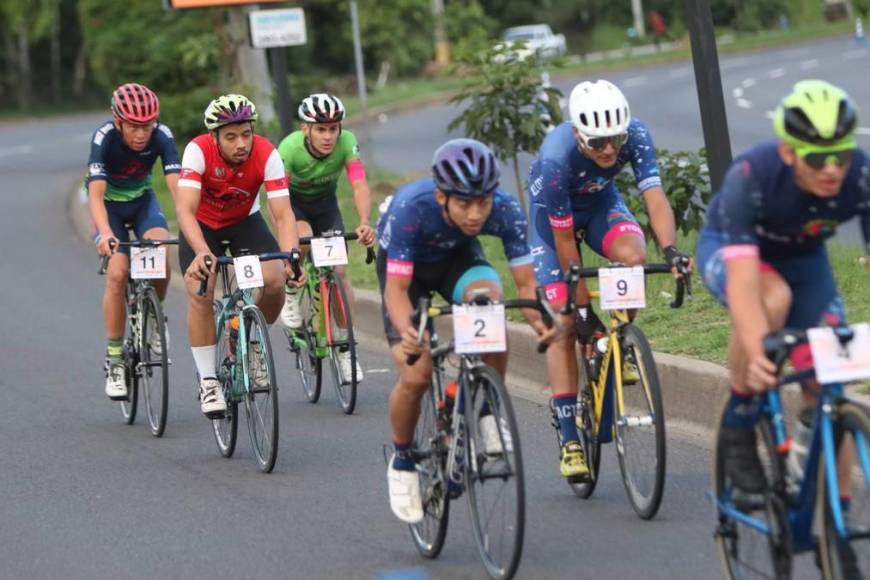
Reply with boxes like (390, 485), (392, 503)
(697, 80), (870, 497)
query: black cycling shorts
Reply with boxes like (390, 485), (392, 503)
(291, 194), (346, 237)
(178, 212), (280, 273)
(376, 241), (494, 346)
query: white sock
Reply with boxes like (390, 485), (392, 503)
(191, 345), (216, 379)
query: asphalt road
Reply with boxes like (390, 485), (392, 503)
(1, 36), (864, 578)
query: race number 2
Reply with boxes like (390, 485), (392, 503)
(598, 266), (646, 310)
(233, 255), (264, 290)
(311, 236), (348, 267)
(130, 246), (167, 279)
(453, 304), (507, 354)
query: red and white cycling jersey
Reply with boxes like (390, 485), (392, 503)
(178, 134), (289, 229)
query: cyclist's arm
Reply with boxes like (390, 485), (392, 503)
(347, 160), (371, 226)
(641, 186), (677, 249)
(510, 262), (552, 337)
(263, 148), (297, 251)
(164, 173), (180, 204)
(87, 179), (113, 242)
(176, 144), (209, 256)
(157, 124), (182, 204)
(384, 273), (415, 339)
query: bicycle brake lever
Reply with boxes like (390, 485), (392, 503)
(196, 256), (213, 297)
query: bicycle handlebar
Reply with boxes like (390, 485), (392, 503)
(762, 325), (856, 386)
(299, 230), (377, 264)
(405, 289), (558, 365)
(195, 251), (302, 297)
(98, 238), (180, 275)
(561, 260), (692, 314)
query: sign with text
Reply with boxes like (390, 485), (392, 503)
(233, 255), (264, 290)
(310, 236), (348, 267)
(170, 0), (284, 9)
(248, 8), (307, 49)
(130, 246), (167, 280)
(453, 304), (507, 354)
(598, 266), (646, 310)
(808, 323), (870, 384)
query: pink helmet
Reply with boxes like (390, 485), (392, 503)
(111, 83), (160, 124)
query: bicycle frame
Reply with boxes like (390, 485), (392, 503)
(213, 286), (258, 402)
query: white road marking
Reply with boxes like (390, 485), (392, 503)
(844, 49), (868, 60)
(365, 368), (391, 374)
(736, 98), (753, 109)
(768, 67), (786, 79)
(741, 77), (757, 88)
(857, 127), (870, 136)
(765, 110), (776, 119)
(622, 75), (648, 88)
(732, 87), (743, 98)
(800, 59), (819, 70)
(0, 144), (33, 158)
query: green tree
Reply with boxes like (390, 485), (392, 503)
(0, 0), (58, 111)
(448, 43), (562, 208)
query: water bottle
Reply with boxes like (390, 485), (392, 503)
(786, 409), (814, 492)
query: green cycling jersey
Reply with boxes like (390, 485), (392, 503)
(277, 130), (361, 198)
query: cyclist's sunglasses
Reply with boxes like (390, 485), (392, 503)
(581, 133), (628, 152)
(799, 149), (854, 170)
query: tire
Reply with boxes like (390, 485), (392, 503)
(614, 324), (666, 519)
(409, 384), (450, 558)
(817, 402), (870, 580)
(465, 365), (525, 580)
(291, 284), (322, 404)
(212, 304), (238, 458)
(242, 306), (279, 473)
(140, 288), (169, 437)
(119, 301), (139, 425)
(571, 357), (602, 499)
(714, 413), (792, 580)
(324, 272), (358, 415)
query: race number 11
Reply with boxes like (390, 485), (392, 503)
(598, 266), (646, 310)
(233, 255), (264, 289)
(130, 246), (167, 279)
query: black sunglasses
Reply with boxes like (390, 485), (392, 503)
(801, 149), (853, 170)
(583, 133), (628, 152)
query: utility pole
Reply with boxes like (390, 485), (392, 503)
(684, 0), (732, 192)
(349, 0), (370, 159)
(432, 0), (450, 66)
(228, 6), (276, 123)
(631, 0), (646, 37)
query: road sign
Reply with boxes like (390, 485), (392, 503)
(170, 0), (283, 8)
(248, 8), (307, 49)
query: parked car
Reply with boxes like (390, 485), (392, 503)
(501, 24), (567, 60)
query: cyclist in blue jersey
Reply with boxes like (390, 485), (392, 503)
(698, 80), (870, 498)
(528, 79), (691, 481)
(378, 138), (557, 523)
(87, 83), (181, 400)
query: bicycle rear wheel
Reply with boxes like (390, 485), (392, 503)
(242, 306), (279, 473)
(119, 307), (139, 425)
(465, 365), (524, 580)
(571, 358), (602, 499)
(324, 272), (358, 415)
(614, 324), (666, 519)
(290, 284), (322, 403)
(212, 304), (238, 458)
(409, 385), (450, 558)
(817, 402), (870, 580)
(714, 414), (791, 580)
(140, 288), (169, 437)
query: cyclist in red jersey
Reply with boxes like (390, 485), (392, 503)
(175, 94), (304, 417)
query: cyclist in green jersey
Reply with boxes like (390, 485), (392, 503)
(277, 93), (375, 383)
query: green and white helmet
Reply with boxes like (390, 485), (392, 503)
(203, 94), (258, 131)
(773, 80), (858, 152)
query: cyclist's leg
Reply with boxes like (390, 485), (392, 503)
(584, 190), (646, 266)
(281, 198), (314, 328)
(99, 201), (132, 396)
(230, 213), (282, 323)
(134, 189), (171, 300)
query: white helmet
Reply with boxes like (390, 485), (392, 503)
(568, 80), (631, 138)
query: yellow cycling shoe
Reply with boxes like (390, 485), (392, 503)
(560, 441), (590, 481)
(622, 358), (640, 385)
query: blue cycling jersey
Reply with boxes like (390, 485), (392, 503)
(86, 121), (181, 202)
(703, 141), (870, 258)
(527, 118), (662, 224)
(376, 177), (532, 276)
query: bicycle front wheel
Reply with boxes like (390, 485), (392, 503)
(325, 272), (358, 415)
(140, 288), (169, 437)
(409, 385), (450, 558)
(465, 365), (524, 580)
(614, 324), (666, 519)
(817, 402), (870, 580)
(212, 302), (238, 458)
(714, 414), (791, 580)
(242, 306), (279, 473)
(290, 284), (322, 403)
(120, 310), (138, 425)
(571, 357), (602, 499)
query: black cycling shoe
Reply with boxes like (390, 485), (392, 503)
(719, 426), (767, 494)
(837, 538), (863, 580)
(575, 304), (606, 345)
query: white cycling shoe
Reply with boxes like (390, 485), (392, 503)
(105, 363), (127, 400)
(337, 350), (363, 383)
(387, 455), (423, 524)
(479, 414), (509, 455)
(200, 377), (227, 418)
(280, 289), (302, 329)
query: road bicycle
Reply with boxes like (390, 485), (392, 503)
(196, 249), (300, 473)
(285, 231), (375, 415)
(712, 325), (870, 579)
(404, 287), (555, 580)
(553, 261), (689, 519)
(99, 236), (177, 437)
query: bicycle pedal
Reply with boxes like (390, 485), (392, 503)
(107, 394), (128, 402)
(204, 409), (226, 420)
(567, 472), (592, 484)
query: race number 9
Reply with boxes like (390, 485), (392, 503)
(598, 266), (646, 310)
